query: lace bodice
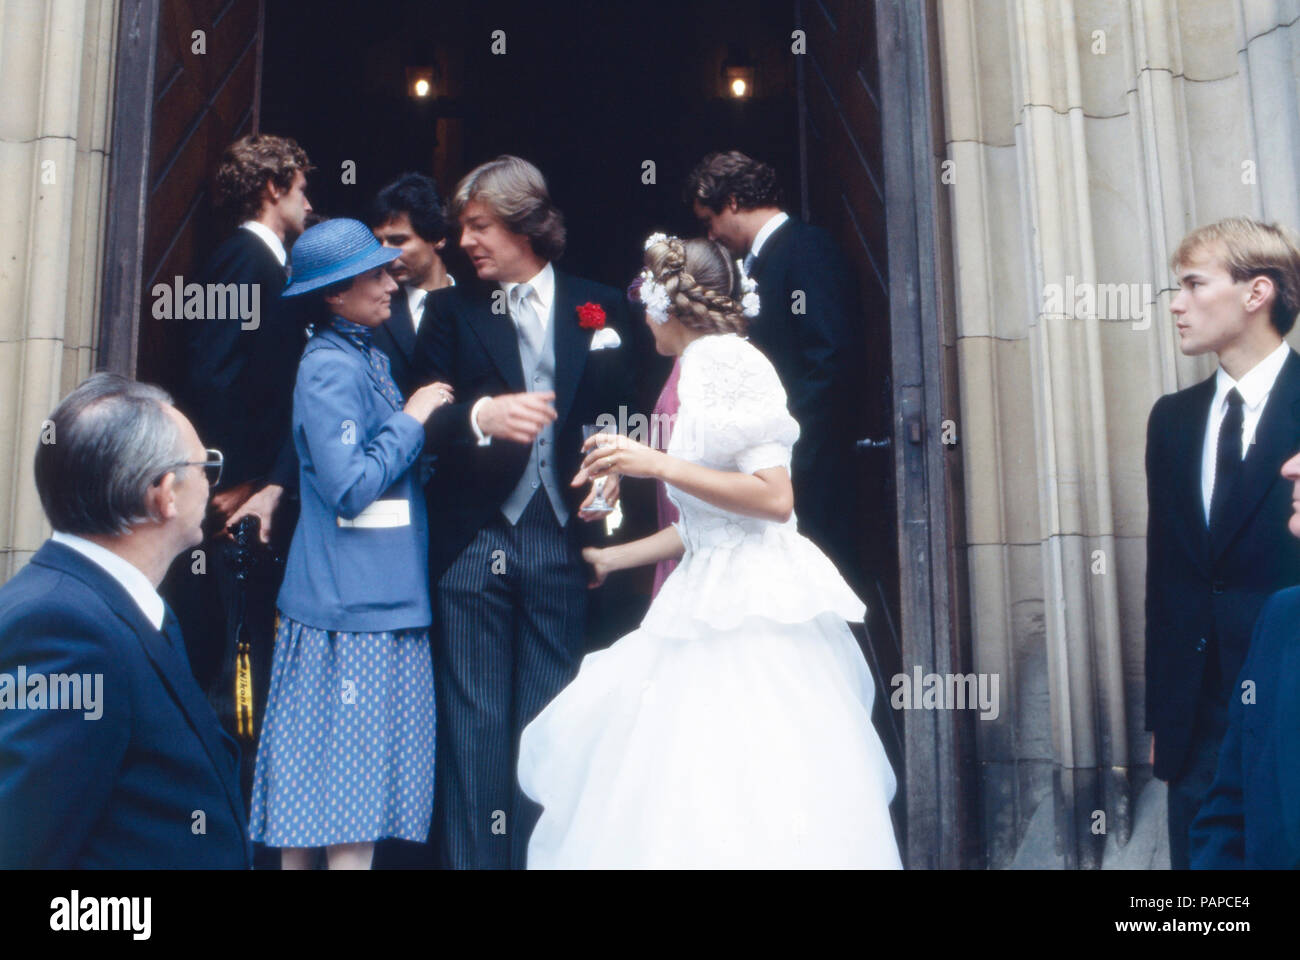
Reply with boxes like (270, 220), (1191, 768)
(646, 333), (865, 637)
(665, 333), (800, 550)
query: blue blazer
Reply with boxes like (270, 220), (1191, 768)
(1190, 586), (1300, 869)
(277, 325), (431, 632)
(0, 541), (251, 868)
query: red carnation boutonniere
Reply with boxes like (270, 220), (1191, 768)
(576, 302), (607, 330)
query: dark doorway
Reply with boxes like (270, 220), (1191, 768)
(256, 0), (814, 639)
(255, 0), (899, 636)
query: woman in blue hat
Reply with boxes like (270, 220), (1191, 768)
(249, 218), (454, 870)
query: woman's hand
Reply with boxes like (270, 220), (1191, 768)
(572, 433), (664, 486)
(583, 546), (616, 589)
(404, 381), (455, 423)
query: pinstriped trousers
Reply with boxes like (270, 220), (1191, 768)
(432, 491), (588, 869)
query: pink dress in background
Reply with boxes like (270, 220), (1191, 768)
(651, 358), (681, 597)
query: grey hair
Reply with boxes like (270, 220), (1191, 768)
(34, 373), (189, 535)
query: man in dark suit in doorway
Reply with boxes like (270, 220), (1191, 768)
(686, 150), (866, 583)
(1145, 217), (1300, 869)
(181, 134), (314, 544)
(369, 172), (457, 397)
(164, 134), (313, 814)
(411, 156), (631, 869)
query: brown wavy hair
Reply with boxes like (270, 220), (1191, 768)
(684, 150), (783, 213)
(644, 236), (747, 335)
(213, 134), (314, 223)
(449, 155), (566, 261)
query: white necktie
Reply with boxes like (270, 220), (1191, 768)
(413, 291), (427, 334)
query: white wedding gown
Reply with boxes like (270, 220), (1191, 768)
(517, 332), (902, 869)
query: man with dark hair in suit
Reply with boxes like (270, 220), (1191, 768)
(411, 155), (631, 869)
(1146, 216), (1300, 869)
(686, 150), (866, 584)
(1190, 448), (1300, 868)
(164, 134), (313, 806)
(184, 133), (314, 548)
(369, 172), (456, 397)
(0, 373), (249, 868)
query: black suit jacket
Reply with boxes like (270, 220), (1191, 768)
(746, 216), (866, 566)
(1145, 349), (1300, 780)
(1190, 585), (1300, 868)
(411, 270), (633, 578)
(0, 541), (251, 868)
(374, 286), (422, 398)
(179, 229), (305, 491)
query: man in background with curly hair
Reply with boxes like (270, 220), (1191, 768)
(687, 150), (867, 588)
(165, 134), (314, 808)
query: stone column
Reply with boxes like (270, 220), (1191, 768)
(935, 0), (1300, 867)
(0, 0), (119, 578)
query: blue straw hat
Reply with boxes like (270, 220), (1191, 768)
(281, 218), (400, 297)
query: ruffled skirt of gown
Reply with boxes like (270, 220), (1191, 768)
(517, 595), (903, 869)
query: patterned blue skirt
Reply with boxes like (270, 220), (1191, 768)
(250, 613), (436, 847)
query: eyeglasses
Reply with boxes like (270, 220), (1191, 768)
(154, 448), (224, 487)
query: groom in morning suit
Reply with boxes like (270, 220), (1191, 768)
(411, 156), (632, 869)
(1145, 217), (1300, 869)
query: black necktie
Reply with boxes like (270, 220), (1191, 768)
(1209, 388), (1244, 532)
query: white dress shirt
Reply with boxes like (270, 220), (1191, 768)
(1201, 340), (1293, 523)
(51, 531), (165, 630)
(747, 211), (790, 266)
(471, 263), (555, 445)
(405, 274), (456, 335)
(239, 220), (287, 267)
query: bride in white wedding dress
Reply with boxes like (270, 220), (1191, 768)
(517, 234), (902, 869)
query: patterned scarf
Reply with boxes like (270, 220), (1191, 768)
(328, 315), (405, 409)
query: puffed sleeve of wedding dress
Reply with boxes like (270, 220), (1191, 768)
(646, 331), (867, 639)
(676, 333), (801, 474)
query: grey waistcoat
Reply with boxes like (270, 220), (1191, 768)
(501, 298), (567, 525)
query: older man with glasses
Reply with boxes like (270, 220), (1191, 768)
(0, 373), (250, 868)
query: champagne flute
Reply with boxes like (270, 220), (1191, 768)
(581, 423), (616, 514)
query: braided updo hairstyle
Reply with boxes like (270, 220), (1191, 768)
(644, 237), (748, 335)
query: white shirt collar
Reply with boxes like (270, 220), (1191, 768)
(749, 211), (790, 260)
(239, 220), (287, 267)
(501, 263), (555, 324)
(405, 276), (455, 333)
(1213, 340), (1292, 411)
(50, 532), (166, 630)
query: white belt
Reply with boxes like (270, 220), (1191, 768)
(337, 498), (410, 529)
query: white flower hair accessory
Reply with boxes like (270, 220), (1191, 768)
(638, 268), (671, 325)
(737, 260), (761, 318)
(637, 231), (678, 324)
